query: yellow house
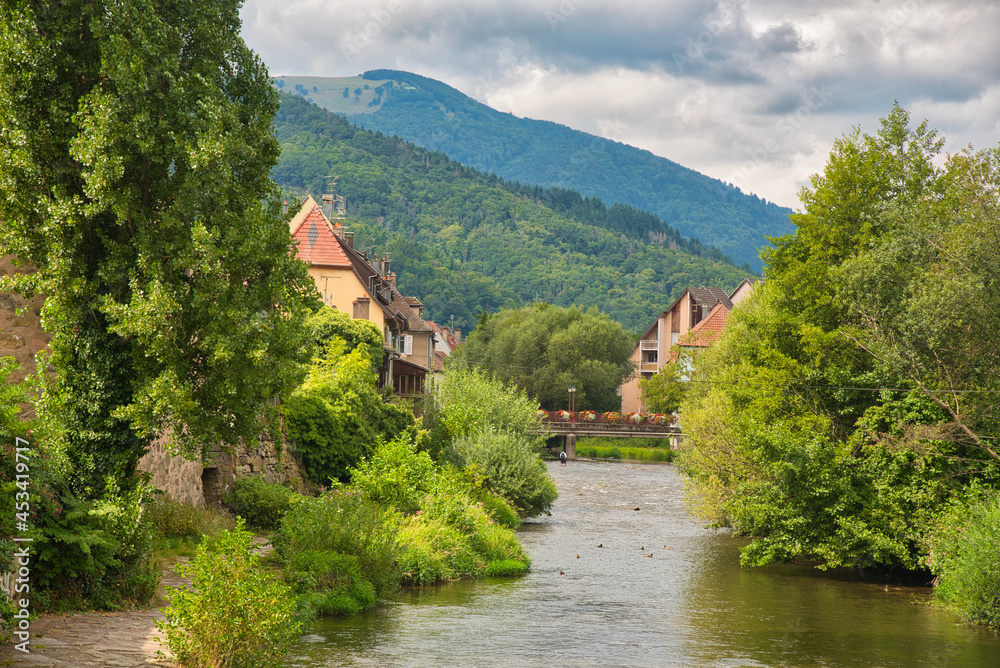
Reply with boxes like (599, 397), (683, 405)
(290, 196), (407, 387)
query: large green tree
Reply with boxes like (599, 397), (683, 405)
(678, 104), (1000, 571)
(0, 0), (317, 496)
(452, 303), (636, 412)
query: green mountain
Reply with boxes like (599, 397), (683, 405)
(272, 94), (754, 332)
(273, 70), (793, 271)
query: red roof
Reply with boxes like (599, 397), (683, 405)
(291, 205), (351, 268)
(679, 302), (730, 347)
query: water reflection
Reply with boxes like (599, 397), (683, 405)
(289, 461), (1000, 667)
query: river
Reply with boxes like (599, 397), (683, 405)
(287, 460), (1000, 667)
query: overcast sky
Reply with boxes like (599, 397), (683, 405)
(241, 0), (1000, 209)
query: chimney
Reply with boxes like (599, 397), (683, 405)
(454, 328), (462, 343)
(332, 221), (344, 239)
(387, 272), (396, 287)
(344, 230), (355, 248)
(282, 200), (289, 215)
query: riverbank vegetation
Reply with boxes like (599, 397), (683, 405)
(575, 437), (675, 463)
(674, 104), (1000, 627)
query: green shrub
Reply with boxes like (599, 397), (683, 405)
(146, 493), (234, 540)
(454, 429), (557, 517)
(575, 444), (675, 462)
(927, 491), (1000, 629)
(221, 476), (296, 531)
(33, 482), (159, 611)
(284, 392), (368, 484)
(157, 519), (300, 668)
(272, 490), (401, 614)
(350, 437), (531, 586)
(475, 491), (520, 529)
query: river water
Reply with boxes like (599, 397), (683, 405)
(288, 461), (1000, 667)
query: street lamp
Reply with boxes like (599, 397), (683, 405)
(568, 385), (576, 420)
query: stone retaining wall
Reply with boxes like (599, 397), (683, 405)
(0, 255), (50, 388)
(138, 425), (307, 507)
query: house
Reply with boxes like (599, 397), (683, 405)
(388, 291), (435, 397)
(620, 283), (752, 414)
(289, 196), (423, 393)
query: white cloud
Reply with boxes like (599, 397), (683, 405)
(241, 0), (1000, 209)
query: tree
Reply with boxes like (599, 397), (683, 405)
(285, 327), (413, 485)
(639, 357), (688, 414)
(452, 303), (636, 412)
(0, 0), (318, 496)
(678, 104), (1000, 572)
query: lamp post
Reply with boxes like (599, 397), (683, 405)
(568, 385), (576, 421)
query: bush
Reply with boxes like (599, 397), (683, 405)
(350, 437), (531, 585)
(453, 429), (557, 517)
(221, 476), (296, 532)
(146, 493), (234, 540)
(32, 482), (159, 611)
(272, 489), (401, 615)
(927, 491), (1000, 629)
(157, 519), (301, 668)
(284, 392), (367, 484)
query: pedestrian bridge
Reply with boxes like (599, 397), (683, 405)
(535, 411), (683, 459)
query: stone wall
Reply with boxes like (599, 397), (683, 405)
(138, 426), (307, 507)
(0, 255), (50, 388)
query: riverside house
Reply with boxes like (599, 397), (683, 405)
(619, 281), (760, 414)
(289, 196), (433, 395)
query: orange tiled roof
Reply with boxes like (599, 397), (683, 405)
(679, 302), (730, 347)
(291, 205), (351, 268)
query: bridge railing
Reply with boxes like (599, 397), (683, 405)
(538, 410), (677, 427)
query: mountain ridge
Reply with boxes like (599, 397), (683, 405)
(271, 94), (754, 332)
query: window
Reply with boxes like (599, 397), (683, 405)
(403, 335), (413, 356)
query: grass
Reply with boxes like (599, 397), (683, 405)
(574, 437), (675, 463)
(271, 75), (398, 116)
(146, 494), (236, 559)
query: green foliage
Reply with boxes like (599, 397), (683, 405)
(453, 303), (637, 412)
(420, 365), (557, 517)
(453, 429), (557, 517)
(927, 491), (1000, 629)
(221, 476), (297, 532)
(430, 365), (546, 443)
(639, 359), (689, 414)
(33, 481), (159, 611)
(344, 69), (793, 270)
(0, 0), (318, 494)
(272, 93), (754, 332)
(305, 307), (384, 372)
(271, 490), (401, 616)
(157, 519), (301, 668)
(678, 104), (1000, 574)
(348, 436), (530, 584)
(575, 443), (675, 462)
(285, 334), (414, 485)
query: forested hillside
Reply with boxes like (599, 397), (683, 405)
(272, 94), (753, 332)
(315, 69), (794, 271)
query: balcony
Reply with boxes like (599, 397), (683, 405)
(640, 340), (658, 351)
(640, 362), (659, 373)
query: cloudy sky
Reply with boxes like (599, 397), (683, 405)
(241, 0), (1000, 209)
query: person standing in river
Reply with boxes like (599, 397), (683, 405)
(560, 450), (568, 465)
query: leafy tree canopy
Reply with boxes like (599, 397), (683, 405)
(452, 303), (636, 412)
(678, 103), (1000, 572)
(0, 0), (318, 495)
